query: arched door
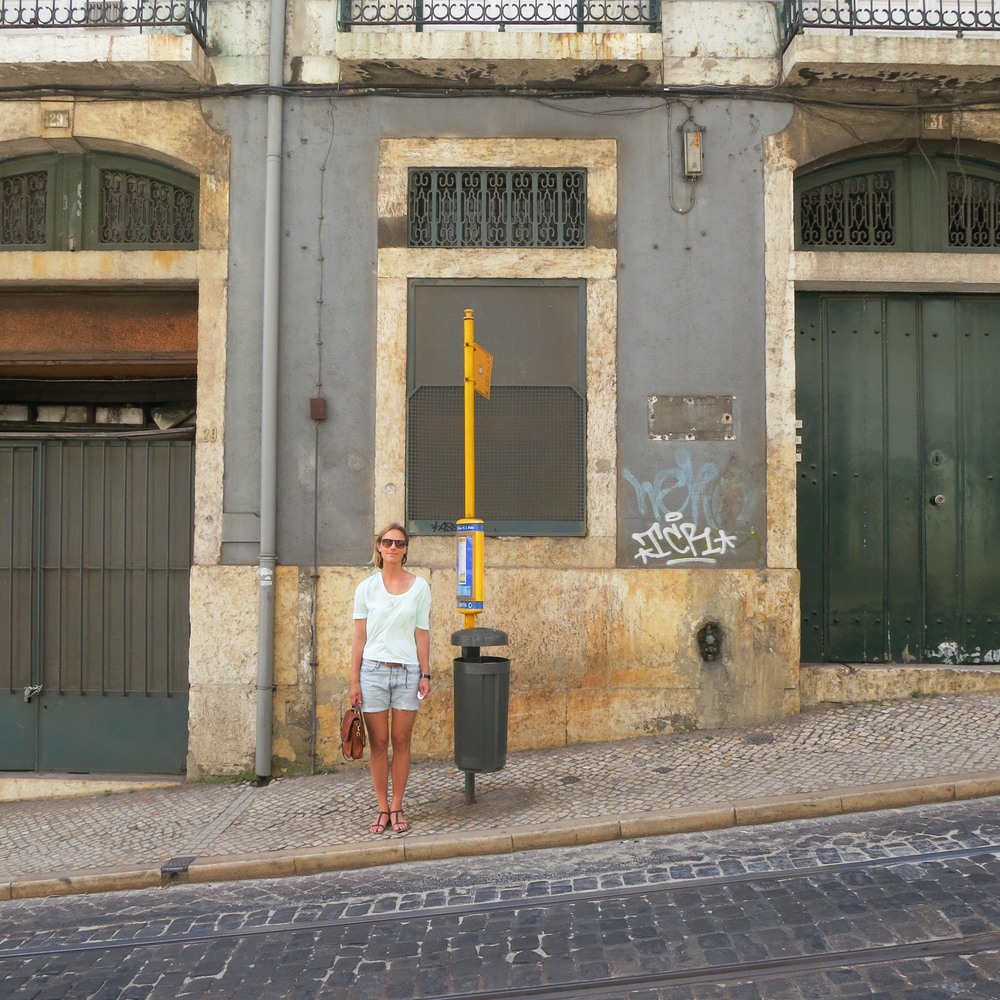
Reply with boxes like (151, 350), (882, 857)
(796, 153), (1000, 664)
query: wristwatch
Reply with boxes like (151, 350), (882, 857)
(420, 673), (431, 680)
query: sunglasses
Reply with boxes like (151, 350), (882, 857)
(380, 538), (408, 549)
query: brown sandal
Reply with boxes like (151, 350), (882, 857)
(389, 809), (410, 833)
(369, 810), (390, 835)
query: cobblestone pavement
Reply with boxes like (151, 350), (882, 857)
(1, 691), (999, 898)
(0, 799), (999, 998)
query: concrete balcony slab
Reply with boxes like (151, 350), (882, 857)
(334, 30), (663, 87)
(0, 31), (214, 88)
(782, 33), (1000, 86)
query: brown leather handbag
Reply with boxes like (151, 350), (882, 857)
(340, 706), (366, 761)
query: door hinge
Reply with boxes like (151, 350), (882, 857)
(23, 684), (43, 703)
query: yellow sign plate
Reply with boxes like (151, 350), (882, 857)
(473, 343), (493, 399)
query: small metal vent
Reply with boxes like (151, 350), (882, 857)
(1, 171), (47, 246)
(407, 385), (585, 534)
(799, 171), (895, 248)
(948, 172), (1000, 248)
(99, 170), (197, 247)
(408, 168), (586, 248)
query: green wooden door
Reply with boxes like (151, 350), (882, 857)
(797, 294), (1000, 664)
(0, 435), (193, 773)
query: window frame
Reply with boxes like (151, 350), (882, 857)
(0, 152), (199, 252)
(796, 152), (1000, 253)
(406, 277), (588, 537)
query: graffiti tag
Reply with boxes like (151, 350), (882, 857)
(624, 451), (744, 566)
(631, 513), (739, 566)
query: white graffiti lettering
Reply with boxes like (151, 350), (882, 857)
(632, 513), (739, 566)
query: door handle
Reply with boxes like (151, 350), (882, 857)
(931, 494), (946, 506)
(23, 684), (42, 703)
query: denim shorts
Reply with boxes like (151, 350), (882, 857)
(359, 659), (421, 712)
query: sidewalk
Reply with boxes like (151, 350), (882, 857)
(2, 690), (999, 901)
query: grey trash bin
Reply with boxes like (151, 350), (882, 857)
(452, 627), (509, 776)
(453, 655), (510, 773)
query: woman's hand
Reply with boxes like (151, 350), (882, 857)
(349, 679), (362, 709)
(418, 674), (430, 700)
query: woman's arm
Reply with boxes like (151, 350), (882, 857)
(415, 627), (430, 698)
(349, 618), (367, 707)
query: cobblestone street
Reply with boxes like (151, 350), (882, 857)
(1, 798), (999, 997)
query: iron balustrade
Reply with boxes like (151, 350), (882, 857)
(0, 0), (207, 48)
(340, 0), (660, 32)
(781, 0), (1000, 48)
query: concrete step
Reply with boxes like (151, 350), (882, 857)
(800, 662), (1000, 707)
(0, 773), (184, 803)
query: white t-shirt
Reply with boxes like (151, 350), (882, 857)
(353, 572), (431, 664)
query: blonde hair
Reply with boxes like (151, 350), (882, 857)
(373, 522), (409, 568)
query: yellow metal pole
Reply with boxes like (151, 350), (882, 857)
(464, 309), (475, 520)
(463, 308), (476, 628)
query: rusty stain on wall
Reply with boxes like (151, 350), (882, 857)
(0, 290), (198, 376)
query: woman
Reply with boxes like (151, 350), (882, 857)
(349, 522), (431, 835)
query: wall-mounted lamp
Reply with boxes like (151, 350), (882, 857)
(680, 118), (706, 179)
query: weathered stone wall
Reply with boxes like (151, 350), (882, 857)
(187, 561), (798, 776)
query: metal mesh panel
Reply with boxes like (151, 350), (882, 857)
(407, 385), (585, 532)
(408, 169), (586, 248)
(1, 171), (47, 247)
(799, 171), (895, 248)
(948, 172), (1000, 248)
(99, 170), (197, 247)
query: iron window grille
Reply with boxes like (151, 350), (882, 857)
(948, 172), (1000, 248)
(341, 0), (660, 31)
(798, 170), (896, 248)
(780, 0), (1000, 50)
(0, 0), (208, 48)
(98, 168), (197, 247)
(796, 153), (1000, 252)
(0, 167), (49, 249)
(408, 168), (586, 248)
(0, 153), (198, 251)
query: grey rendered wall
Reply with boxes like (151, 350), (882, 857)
(219, 95), (792, 569)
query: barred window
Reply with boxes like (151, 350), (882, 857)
(798, 171), (895, 249)
(948, 172), (1000, 249)
(0, 153), (198, 251)
(0, 170), (49, 248)
(796, 152), (1000, 253)
(99, 170), (197, 247)
(407, 280), (586, 536)
(408, 168), (586, 248)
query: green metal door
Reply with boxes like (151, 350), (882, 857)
(0, 444), (39, 769)
(0, 434), (193, 773)
(797, 295), (1000, 664)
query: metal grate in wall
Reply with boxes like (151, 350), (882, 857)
(99, 170), (197, 246)
(1, 171), (47, 247)
(948, 172), (1000, 248)
(408, 168), (586, 248)
(799, 171), (895, 248)
(407, 385), (586, 534)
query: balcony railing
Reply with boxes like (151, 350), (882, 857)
(781, 1), (1000, 49)
(0, 0), (207, 48)
(340, 0), (661, 32)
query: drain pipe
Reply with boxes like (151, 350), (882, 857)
(255, 0), (287, 783)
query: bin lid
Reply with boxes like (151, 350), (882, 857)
(451, 627), (508, 647)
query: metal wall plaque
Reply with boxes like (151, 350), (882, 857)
(648, 395), (735, 441)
